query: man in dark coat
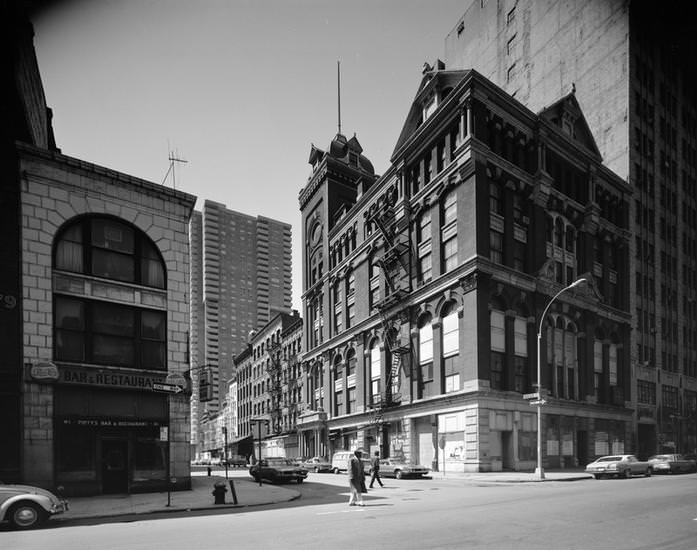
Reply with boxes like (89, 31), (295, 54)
(347, 450), (365, 506)
(369, 450), (384, 488)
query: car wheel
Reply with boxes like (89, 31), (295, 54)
(297, 478), (304, 484)
(645, 467), (652, 477)
(593, 474), (602, 480)
(624, 469), (632, 479)
(314, 467), (320, 473)
(333, 467), (340, 474)
(395, 470), (403, 479)
(8, 501), (47, 530)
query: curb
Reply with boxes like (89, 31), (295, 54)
(430, 475), (593, 483)
(56, 490), (301, 522)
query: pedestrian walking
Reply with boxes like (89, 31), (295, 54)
(347, 450), (365, 506)
(369, 451), (383, 488)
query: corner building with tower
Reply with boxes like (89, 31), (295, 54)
(297, 66), (633, 472)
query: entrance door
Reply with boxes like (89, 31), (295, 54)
(502, 431), (514, 470)
(102, 439), (129, 494)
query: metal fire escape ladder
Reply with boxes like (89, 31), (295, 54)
(266, 341), (283, 434)
(368, 193), (413, 410)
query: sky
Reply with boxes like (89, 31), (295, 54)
(31, 0), (469, 312)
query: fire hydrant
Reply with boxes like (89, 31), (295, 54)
(212, 481), (227, 505)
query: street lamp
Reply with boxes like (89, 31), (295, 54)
(535, 277), (587, 480)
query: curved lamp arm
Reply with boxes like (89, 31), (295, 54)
(537, 278), (587, 337)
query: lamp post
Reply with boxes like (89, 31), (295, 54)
(535, 277), (587, 480)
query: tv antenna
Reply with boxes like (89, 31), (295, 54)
(161, 147), (188, 189)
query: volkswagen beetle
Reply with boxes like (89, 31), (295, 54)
(0, 482), (68, 530)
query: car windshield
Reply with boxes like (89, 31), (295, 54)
(265, 458), (295, 466)
(597, 456), (623, 462)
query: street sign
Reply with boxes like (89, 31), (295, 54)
(153, 382), (184, 394)
(166, 373), (187, 386)
(523, 392), (540, 400)
(529, 399), (547, 406)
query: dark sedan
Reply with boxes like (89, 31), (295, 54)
(249, 458), (308, 483)
(647, 454), (696, 474)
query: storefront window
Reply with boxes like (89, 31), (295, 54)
(134, 439), (165, 470)
(57, 426), (95, 472)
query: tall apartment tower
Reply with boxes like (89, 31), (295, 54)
(444, 1), (697, 457)
(189, 200), (292, 458)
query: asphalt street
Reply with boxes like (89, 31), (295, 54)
(3, 472), (696, 550)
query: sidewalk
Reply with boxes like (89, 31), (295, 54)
(429, 469), (593, 483)
(61, 474), (300, 521)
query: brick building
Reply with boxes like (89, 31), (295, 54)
(297, 66), (632, 472)
(234, 311), (303, 460)
(443, 0), (697, 458)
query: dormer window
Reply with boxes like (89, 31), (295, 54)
(349, 151), (359, 166)
(424, 95), (437, 120)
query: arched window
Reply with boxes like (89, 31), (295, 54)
(53, 216), (167, 371)
(54, 216), (165, 288)
(369, 338), (382, 405)
(442, 303), (460, 393)
(310, 250), (323, 286)
(546, 316), (579, 400)
(418, 313), (434, 397)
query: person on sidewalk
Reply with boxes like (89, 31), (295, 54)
(347, 450), (365, 506)
(369, 451), (384, 488)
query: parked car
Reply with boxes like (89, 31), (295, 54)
(249, 457), (308, 483)
(301, 456), (333, 473)
(223, 455), (247, 467)
(585, 455), (652, 479)
(0, 482), (68, 530)
(331, 450), (372, 475)
(377, 458), (430, 479)
(647, 454), (695, 474)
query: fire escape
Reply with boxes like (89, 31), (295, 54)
(266, 341), (283, 435)
(367, 186), (413, 424)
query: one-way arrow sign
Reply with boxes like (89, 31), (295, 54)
(153, 382), (184, 394)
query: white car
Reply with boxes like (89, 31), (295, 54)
(0, 482), (68, 529)
(585, 455), (652, 479)
(378, 458), (430, 479)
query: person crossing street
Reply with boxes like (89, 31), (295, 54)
(369, 450), (384, 488)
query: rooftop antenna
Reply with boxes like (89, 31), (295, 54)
(161, 145), (188, 189)
(337, 60), (342, 135)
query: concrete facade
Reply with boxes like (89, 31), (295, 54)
(443, 0), (697, 458)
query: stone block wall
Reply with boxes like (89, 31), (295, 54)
(18, 143), (195, 488)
